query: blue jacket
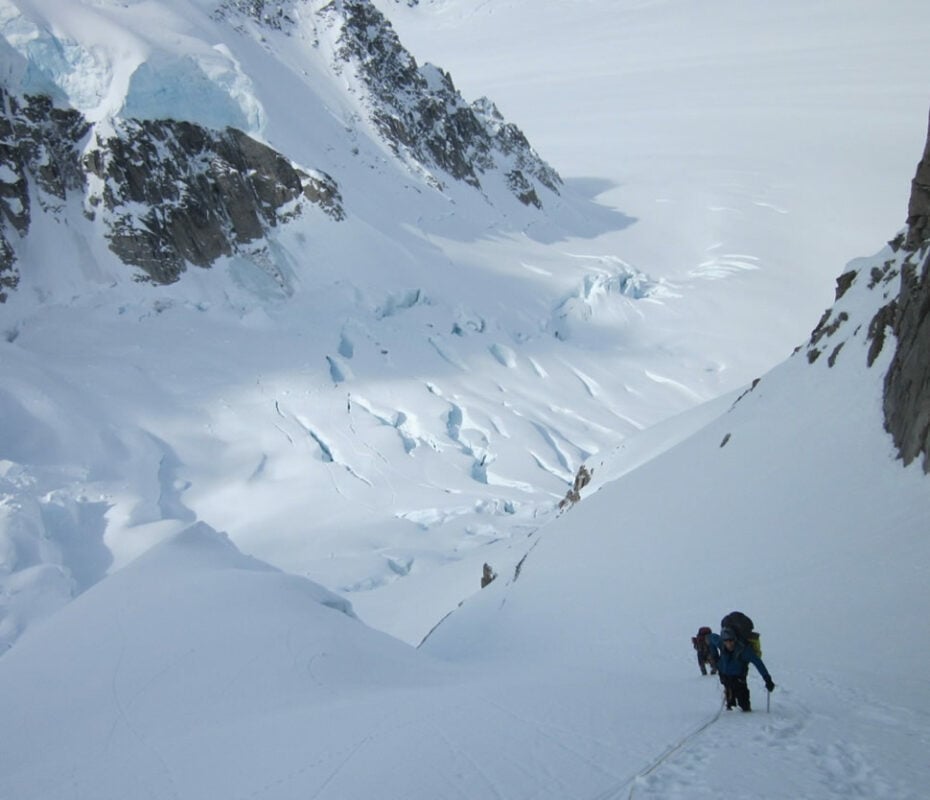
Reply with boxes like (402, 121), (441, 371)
(711, 634), (771, 682)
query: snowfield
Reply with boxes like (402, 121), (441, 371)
(0, 0), (928, 798)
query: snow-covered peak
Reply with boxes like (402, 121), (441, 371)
(0, 0), (571, 305)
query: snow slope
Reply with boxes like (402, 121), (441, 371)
(0, 237), (927, 799)
(0, 2), (929, 794)
(421, 239), (930, 798)
(1, 0), (927, 649)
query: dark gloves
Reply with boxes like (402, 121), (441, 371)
(765, 679), (775, 692)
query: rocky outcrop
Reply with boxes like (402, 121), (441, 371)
(0, 0), (560, 298)
(0, 88), (343, 290)
(904, 111), (930, 250)
(214, 0), (298, 31)
(215, 1), (560, 206)
(882, 110), (930, 471)
(801, 109), (930, 473)
(86, 120), (343, 285)
(0, 90), (90, 301)
(322, 0), (561, 205)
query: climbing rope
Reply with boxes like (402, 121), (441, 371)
(625, 694), (724, 799)
(589, 693), (724, 800)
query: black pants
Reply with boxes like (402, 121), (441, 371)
(720, 674), (751, 711)
(697, 650), (718, 675)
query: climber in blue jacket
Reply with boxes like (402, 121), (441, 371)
(713, 627), (775, 711)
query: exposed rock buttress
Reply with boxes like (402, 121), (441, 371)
(882, 108), (930, 472)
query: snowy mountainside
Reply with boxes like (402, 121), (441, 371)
(1, 0), (929, 658)
(418, 224), (930, 799)
(0, 0), (571, 293)
(424, 232), (930, 668)
(0, 0), (674, 649)
(0, 1), (927, 794)
(0, 521), (462, 800)
(1, 184), (927, 800)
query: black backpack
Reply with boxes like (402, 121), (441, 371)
(721, 611), (763, 658)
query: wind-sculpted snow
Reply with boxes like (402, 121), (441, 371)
(690, 251), (761, 280)
(428, 333), (468, 370)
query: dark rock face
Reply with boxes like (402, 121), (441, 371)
(0, 90), (90, 301)
(214, 0), (297, 30)
(905, 111), (930, 250)
(882, 253), (930, 471)
(0, 88), (343, 289)
(216, 1), (559, 205)
(0, 0), (558, 297)
(799, 109), (930, 473)
(882, 110), (930, 472)
(323, 0), (561, 204)
(86, 120), (343, 284)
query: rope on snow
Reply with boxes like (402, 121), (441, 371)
(589, 694), (725, 800)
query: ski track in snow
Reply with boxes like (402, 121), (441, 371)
(108, 609), (181, 800)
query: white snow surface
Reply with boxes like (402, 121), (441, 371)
(0, 0), (929, 797)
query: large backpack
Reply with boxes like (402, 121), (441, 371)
(721, 611), (763, 658)
(692, 625), (713, 652)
